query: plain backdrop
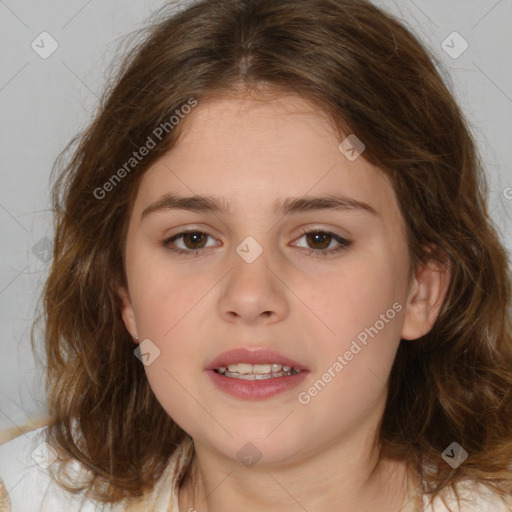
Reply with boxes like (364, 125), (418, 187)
(1, 0), (511, 430)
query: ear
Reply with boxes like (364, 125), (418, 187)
(117, 285), (139, 342)
(401, 247), (451, 341)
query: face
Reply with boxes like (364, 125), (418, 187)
(119, 93), (443, 468)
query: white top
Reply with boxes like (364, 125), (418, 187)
(0, 427), (510, 511)
(0, 427), (192, 511)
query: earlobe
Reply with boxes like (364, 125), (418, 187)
(401, 250), (451, 341)
(117, 285), (139, 342)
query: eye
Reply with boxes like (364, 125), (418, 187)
(163, 230), (218, 257)
(292, 229), (352, 257)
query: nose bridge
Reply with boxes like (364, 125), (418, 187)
(229, 237), (274, 298)
(218, 236), (288, 323)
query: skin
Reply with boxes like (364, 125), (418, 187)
(119, 92), (450, 512)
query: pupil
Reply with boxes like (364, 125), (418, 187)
(307, 232), (330, 249)
(185, 232), (206, 249)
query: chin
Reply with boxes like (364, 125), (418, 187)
(205, 429), (309, 468)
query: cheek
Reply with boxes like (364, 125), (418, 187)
(136, 307), (205, 430)
(314, 249), (405, 345)
(128, 250), (210, 339)
(296, 275), (403, 434)
(300, 246), (407, 413)
(143, 363), (200, 437)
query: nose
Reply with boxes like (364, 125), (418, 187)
(217, 248), (290, 325)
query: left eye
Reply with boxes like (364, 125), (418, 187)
(163, 229), (352, 257)
(292, 230), (352, 256)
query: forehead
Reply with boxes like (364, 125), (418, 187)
(132, 94), (403, 227)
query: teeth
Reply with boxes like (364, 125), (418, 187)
(236, 363), (253, 375)
(224, 362), (283, 374)
(253, 364), (271, 374)
(214, 362), (301, 379)
(236, 373), (273, 380)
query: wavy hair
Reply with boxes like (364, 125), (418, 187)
(36, 0), (512, 508)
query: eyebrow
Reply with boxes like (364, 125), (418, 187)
(141, 192), (378, 219)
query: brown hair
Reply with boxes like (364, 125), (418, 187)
(37, 0), (512, 508)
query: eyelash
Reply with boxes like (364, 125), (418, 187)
(162, 228), (352, 258)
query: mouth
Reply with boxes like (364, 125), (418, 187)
(205, 347), (308, 399)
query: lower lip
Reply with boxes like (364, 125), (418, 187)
(205, 369), (309, 400)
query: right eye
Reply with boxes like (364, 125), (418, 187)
(162, 230), (220, 257)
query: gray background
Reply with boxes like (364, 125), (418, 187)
(1, 0), (511, 430)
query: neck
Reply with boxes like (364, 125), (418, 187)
(178, 433), (411, 512)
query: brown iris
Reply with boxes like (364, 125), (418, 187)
(181, 232), (208, 249)
(305, 232), (332, 250)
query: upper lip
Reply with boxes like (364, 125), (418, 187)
(207, 347), (307, 371)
